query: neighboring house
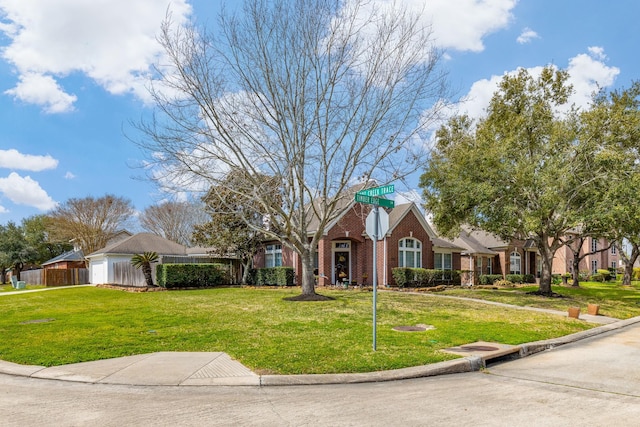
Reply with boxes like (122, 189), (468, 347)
(453, 229), (539, 286)
(41, 249), (85, 270)
(86, 233), (242, 286)
(41, 230), (134, 270)
(254, 200), (464, 287)
(86, 233), (186, 285)
(552, 236), (620, 275)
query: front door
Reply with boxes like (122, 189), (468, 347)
(334, 251), (350, 284)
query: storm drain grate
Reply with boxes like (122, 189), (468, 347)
(453, 345), (500, 352)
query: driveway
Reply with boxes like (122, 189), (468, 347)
(1, 321), (639, 426)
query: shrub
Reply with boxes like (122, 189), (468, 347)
(391, 268), (461, 287)
(436, 270), (461, 286)
(494, 279), (514, 287)
(634, 267), (640, 281)
(591, 273), (605, 282)
(392, 268), (413, 288)
(156, 263), (229, 289)
(479, 274), (504, 285)
(551, 274), (562, 285)
(254, 267), (294, 286)
(414, 268), (439, 286)
(505, 274), (524, 284)
(597, 269), (612, 281)
(523, 274), (536, 283)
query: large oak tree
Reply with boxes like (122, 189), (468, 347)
(582, 82), (640, 285)
(421, 67), (609, 295)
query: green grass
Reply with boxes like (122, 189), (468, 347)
(0, 287), (593, 374)
(441, 281), (640, 320)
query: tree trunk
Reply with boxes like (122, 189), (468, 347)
(143, 264), (154, 287)
(537, 241), (555, 295)
(571, 257), (581, 287)
(241, 259), (252, 285)
(300, 247), (317, 296)
(622, 244), (640, 286)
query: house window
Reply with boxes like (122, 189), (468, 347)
(476, 257), (483, 275)
(591, 238), (598, 253)
(434, 252), (452, 271)
(611, 261), (617, 270)
(487, 259), (492, 275)
(509, 251), (521, 275)
(265, 244), (282, 268)
(399, 238), (422, 268)
(611, 245), (617, 255)
(591, 260), (598, 274)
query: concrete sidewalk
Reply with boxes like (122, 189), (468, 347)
(1, 312), (637, 387)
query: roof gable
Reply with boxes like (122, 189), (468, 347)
(86, 233), (187, 257)
(41, 249), (84, 266)
(387, 203), (437, 239)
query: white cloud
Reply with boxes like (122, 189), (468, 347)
(423, 0), (516, 52)
(0, 172), (57, 210)
(0, 204), (7, 214)
(352, 0), (516, 53)
(0, 148), (59, 171)
(395, 189), (424, 207)
(567, 47), (619, 108)
(64, 171), (76, 179)
(4, 72), (77, 113)
(516, 27), (539, 44)
(0, 0), (193, 112)
(458, 48), (620, 119)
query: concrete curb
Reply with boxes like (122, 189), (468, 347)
(519, 315), (640, 357)
(260, 357), (483, 386)
(2, 314), (639, 387)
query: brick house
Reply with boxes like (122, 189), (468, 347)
(552, 236), (620, 275)
(41, 249), (85, 270)
(452, 229), (540, 286)
(254, 201), (464, 287)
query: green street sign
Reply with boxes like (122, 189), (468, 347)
(357, 184), (395, 197)
(354, 193), (395, 208)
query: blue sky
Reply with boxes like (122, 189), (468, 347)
(0, 0), (637, 225)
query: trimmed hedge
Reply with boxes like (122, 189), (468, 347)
(254, 267), (295, 286)
(479, 274), (503, 285)
(156, 263), (229, 289)
(480, 274), (535, 285)
(504, 274), (536, 284)
(391, 267), (461, 287)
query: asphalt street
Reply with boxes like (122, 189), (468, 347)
(1, 321), (640, 426)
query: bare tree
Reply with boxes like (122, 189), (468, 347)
(139, 200), (206, 246)
(47, 195), (135, 257)
(137, 0), (449, 297)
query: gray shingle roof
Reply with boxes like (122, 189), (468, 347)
(86, 233), (187, 257)
(41, 249), (84, 266)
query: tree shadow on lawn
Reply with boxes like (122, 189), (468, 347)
(283, 293), (335, 302)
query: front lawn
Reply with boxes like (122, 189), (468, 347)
(0, 287), (592, 374)
(441, 281), (640, 320)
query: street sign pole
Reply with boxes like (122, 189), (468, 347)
(372, 204), (378, 351)
(354, 184), (396, 352)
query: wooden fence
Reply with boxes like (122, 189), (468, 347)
(113, 262), (149, 287)
(20, 268), (89, 287)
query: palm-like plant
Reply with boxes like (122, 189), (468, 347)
(130, 252), (159, 287)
